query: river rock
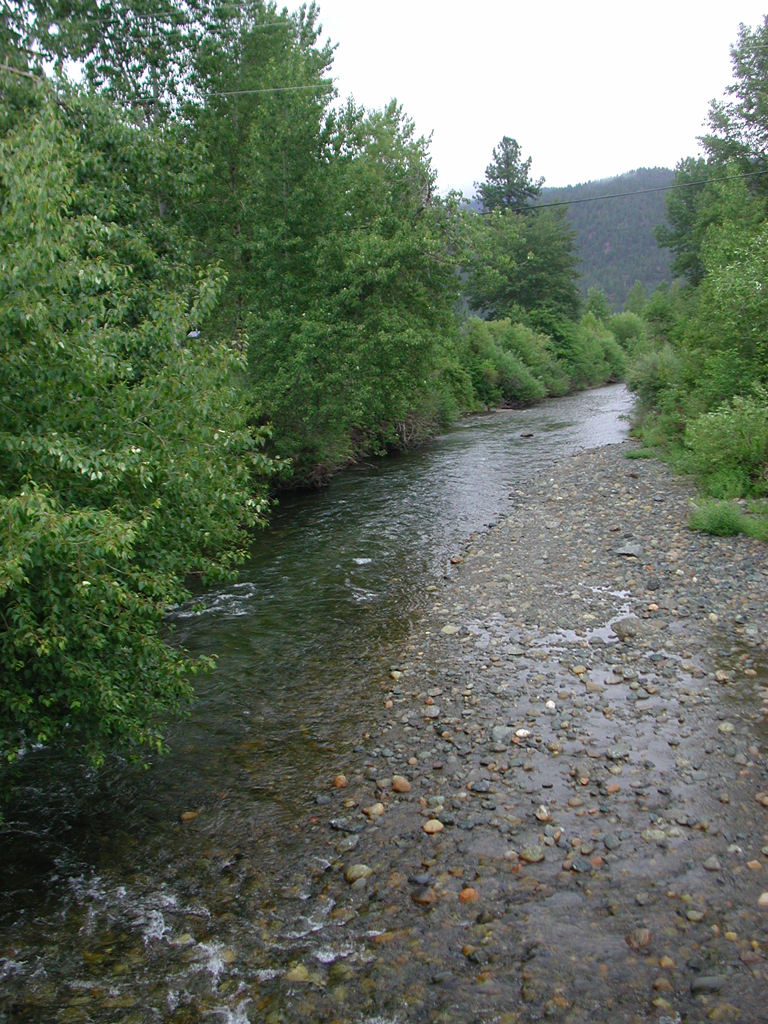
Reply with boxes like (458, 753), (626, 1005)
(392, 775), (411, 793)
(345, 864), (373, 883)
(519, 846), (545, 864)
(691, 976), (726, 994)
(423, 819), (444, 834)
(611, 617), (638, 640)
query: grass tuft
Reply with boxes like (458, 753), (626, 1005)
(689, 499), (768, 540)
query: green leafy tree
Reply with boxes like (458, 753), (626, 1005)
(703, 16), (768, 182)
(624, 280), (647, 314)
(474, 135), (543, 212)
(584, 287), (612, 322)
(0, 85), (273, 770)
(463, 206), (579, 325)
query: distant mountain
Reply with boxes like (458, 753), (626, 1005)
(539, 167), (675, 309)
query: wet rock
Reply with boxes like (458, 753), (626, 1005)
(344, 864), (373, 883)
(336, 835), (359, 854)
(519, 846), (545, 864)
(691, 975), (726, 994)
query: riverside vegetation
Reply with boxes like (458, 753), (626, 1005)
(0, 0), (631, 773)
(613, 18), (768, 545)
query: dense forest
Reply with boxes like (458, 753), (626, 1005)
(0, 1), (632, 776)
(540, 168), (675, 309)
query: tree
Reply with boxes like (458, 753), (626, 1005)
(0, 84), (274, 771)
(463, 206), (579, 324)
(703, 16), (768, 184)
(474, 136), (543, 212)
(584, 287), (612, 323)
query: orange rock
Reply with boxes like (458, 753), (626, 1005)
(333, 774), (348, 788)
(459, 887), (480, 902)
(180, 810), (200, 822)
(606, 783), (621, 795)
(626, 927), (651, 950)
(392, 775), (411, 793)
(653, 976), (674, 992)
(589, 855), (603, 869)
(423, 819), (444, 834)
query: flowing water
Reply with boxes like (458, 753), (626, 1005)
(0, 384), (633, 1022)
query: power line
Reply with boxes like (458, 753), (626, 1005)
(203, 82), (333, 98)
(531, 168), (768, 210)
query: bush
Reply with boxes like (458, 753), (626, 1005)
(625, 343), (682, 409)
(567, 313), (626, 387)
(457, 319), (547, 406)
(609, 312), (646, 352)
(684, 387), (768, 497)
(689, 500), (744, 535)
(488, 320), (570, 396)
(689, 499), (768, 540)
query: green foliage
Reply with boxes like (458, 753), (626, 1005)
(625, 343), (682, 410)
(703, 15), (768, 186)
(608, 311), (646, 351)
(624, 281), (647, 314)
(567, 314), (626, 388)
(474, 136), (543, 212)
(0, 87), (273, 768)
(456, 319), (575, 407)
(683, 388), (768, 497)
(584, 287), (612, 322)
(689, 500), (768, 540)
(463, 206), (580, 323)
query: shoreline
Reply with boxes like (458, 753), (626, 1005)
(271, 440), (768, 1022)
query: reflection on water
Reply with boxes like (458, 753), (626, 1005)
(0, 384), (632, 1016)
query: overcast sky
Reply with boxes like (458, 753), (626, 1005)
(314, 1), (768, 195)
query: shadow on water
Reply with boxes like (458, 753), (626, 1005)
(0, 385), (633, 998)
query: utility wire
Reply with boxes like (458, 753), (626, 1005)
(531, 168), (768, 210)
(204, 82), (333, 97)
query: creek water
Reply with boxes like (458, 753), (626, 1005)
(0, 384), (633, 1022)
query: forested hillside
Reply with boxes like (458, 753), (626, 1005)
(541, 168), (675, 308)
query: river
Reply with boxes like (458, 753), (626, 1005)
(0, 384), (633, 1022)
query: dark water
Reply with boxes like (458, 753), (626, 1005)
(0, 385), (632, 1021)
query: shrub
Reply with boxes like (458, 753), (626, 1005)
(609, 312), (646, 352)
(625, 343), (682, 409)
(684, 386), (768, 497)
(689, 499), (768, 540)
(689, 500), (744, 535)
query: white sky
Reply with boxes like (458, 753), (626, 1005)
(314, 1), (768, 194)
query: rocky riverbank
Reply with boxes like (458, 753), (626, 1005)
(265, 441), (768, 1023)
